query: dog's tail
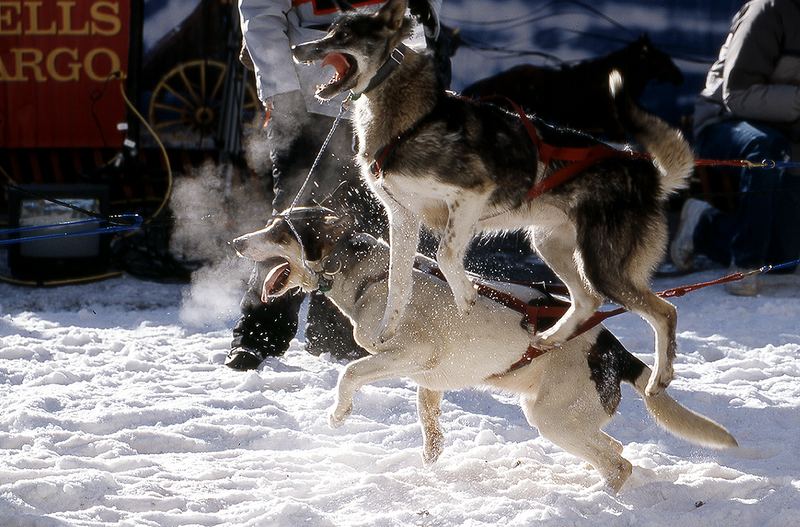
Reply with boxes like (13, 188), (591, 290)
(621, 351), (739, 450)
(608, 69), (693, 198)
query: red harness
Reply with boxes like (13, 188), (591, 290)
(420, 263), (570, 371)
(469, 277), (626, 373)
(422, 259), (760, 374)
(495, 97), (641, 200)
(370, 95), (640, 199)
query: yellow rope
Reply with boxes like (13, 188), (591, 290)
(0, 271), (124, 287)
(0, 164), (16, 184)
(114, 71), (174, 226)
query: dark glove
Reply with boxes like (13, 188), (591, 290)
(265, 90), (312, 144)
(409, 0), (440, 39)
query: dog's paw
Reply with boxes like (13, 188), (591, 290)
(603, 458), (633, 494)
(373, 319), (398, 348)
(373, 305), (405, 345)
(528, 328), (564, 350)
(328, 401), (353, 429)
(422, 430), (444, 466)
(452, 283), (478, 315)
(645, 365), (674, 397)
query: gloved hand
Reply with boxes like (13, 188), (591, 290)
(263, 90), (308, 131)
(409, 0), (440, 39)
(263, 90), (313, 150)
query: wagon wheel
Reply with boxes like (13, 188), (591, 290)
(148, 59), (260, 148)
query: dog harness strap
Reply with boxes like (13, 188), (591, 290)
(501, 304), (624, 374)
(502, 346), (550, 374)
(473, 282), (531, 312)
(419, 259), (574, 373)
(497, 96), (550, 164)
(494, 96), (638, 201)
(370, 96), (442, 176)
(416, 251), (707, 376)
(526, 148), (619, 200)
(658, 267), (764, 298)
(501, 267), (776, 371)
(371, 141), (400, 177)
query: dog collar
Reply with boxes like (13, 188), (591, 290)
(317, 232), (377, 296)
(369, 94), (445, 177)
(314, 259), (342, 295)
(351, 43), (410, 100)
(315, 232), (359, 294)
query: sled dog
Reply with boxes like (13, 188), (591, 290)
(291, 0), (695, 396)
(232, 208), (737, 492)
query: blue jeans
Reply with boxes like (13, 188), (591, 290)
(694, 120), (800, 269)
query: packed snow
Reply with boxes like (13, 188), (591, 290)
(1, 264), (799, 526)
(4, 1), (795, 525)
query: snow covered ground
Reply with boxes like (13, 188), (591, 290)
(1, 266), (799, 526)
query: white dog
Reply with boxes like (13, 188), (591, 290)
(233, 208), (737, 492)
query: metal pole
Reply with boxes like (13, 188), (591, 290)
(126, 0), (145, 148)
(218, 0), (247, 199)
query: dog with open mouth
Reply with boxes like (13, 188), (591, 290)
(231, 207), (737, 492)
(291, 0), (696, 398)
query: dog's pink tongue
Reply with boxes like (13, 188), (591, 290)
(322, 53), (349, 79)
(261, 260), (291, 302)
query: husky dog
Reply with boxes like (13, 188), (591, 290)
(291, 0), (694, 396)
(232, 208), (737, 492)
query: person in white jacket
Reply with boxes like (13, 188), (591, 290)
(227, 0), (444, 370)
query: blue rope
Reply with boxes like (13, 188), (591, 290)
(754, 159), (800, 170)
(0, 213), (143, 246)
(760, 258), (800, 274)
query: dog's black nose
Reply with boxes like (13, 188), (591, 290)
(232, 237), (247, 254)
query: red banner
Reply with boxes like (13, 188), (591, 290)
(0, 1), (130, 147)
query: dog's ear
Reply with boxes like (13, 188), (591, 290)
(377, 0), (409, 31)
(297, 213), (347, 262)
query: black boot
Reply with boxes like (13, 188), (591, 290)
(226, 291), (304, 371)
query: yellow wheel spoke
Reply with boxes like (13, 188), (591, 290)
(160, 83), (195, 109)
(152, 102), (189, 115)
(154, 119), (190, 131)
(200, 62), (207, 101)
(209, 67), (225, 102)
(178, 67), (201, 105)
